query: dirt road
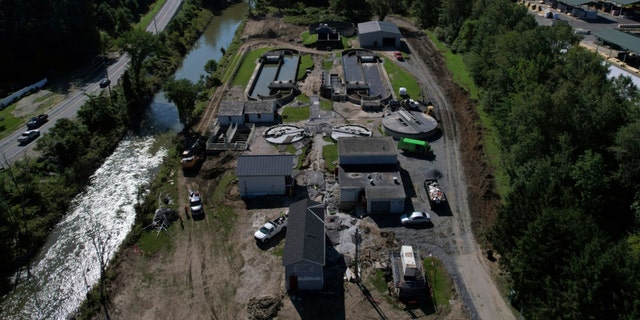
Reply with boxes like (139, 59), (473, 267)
(387, 17), (514, 320)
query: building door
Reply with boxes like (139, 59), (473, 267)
(289, 275), (298, 291)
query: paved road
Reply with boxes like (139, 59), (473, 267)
(0, 0), (183, 166)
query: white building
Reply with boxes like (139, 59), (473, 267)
(357, 21), (401, 48)
(337, 136), (406, 214)
(236, 155), (294, 197)
(216, 100), (277, 125)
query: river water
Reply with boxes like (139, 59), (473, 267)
(0, 3), (246, 319)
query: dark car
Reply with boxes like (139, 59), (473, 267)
(99, 79), (111, 88)
(17, 130), (40, 145)
(27, 114), (48, 129)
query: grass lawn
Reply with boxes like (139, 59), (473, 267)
(424, 256), (453, 311)
(298, 54), (314, 80)
(322, 137), (337, 172)
(383, 58), (421, 99)
(135, 0), (168, 30)
(232, 47), (272, 88)
(0, 103), (23, 140)
(282, 105), (310, 123)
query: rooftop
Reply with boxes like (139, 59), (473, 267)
(338, 136), (397, 157)
(236, 154), (294, 176)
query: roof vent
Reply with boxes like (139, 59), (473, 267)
(369, 178), (375, 186)
(393, 176), (399, 184)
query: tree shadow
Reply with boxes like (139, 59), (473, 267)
(243, 188), (310, 210)
(255, 230), (287, 250)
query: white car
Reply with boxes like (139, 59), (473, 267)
(400, 211), (431, 226)
(189, 191), (203, 216)
(17, 130), (40, 145)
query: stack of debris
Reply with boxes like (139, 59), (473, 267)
(152, 207), (179, 230)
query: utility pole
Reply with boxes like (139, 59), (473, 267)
(355, 228), (361, 283)
(153, 18), (159, 35)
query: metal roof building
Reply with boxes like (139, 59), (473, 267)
(357, 21), (401, 48)
(283, 198), (326, 291)
(236, 155), (295, 197)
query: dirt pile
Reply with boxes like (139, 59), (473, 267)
(246, 295), (284, 320)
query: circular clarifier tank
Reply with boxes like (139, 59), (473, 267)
(264, 124), (306, 144)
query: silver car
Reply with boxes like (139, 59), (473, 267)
(400, 211), (431, 226)
(17, 130), (40, 145)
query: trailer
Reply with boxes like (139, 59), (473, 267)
(424, 179), (446, 207)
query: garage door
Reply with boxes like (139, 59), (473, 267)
(370, 201), (390, 214)
(382, 37), (396, 47)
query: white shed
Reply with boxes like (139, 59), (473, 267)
(244, 100), (276, 123)
(217, 100), (245, 125)
(236, 155), (294, 197)
(357, 21), (401, 48)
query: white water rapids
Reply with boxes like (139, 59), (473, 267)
(1, 136), (167, 319)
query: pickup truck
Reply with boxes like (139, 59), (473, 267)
(254, 212), (288, 242)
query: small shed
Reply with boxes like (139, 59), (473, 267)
(244, 100), (277, 123)
(217, 100), (245, 125)
(236, 155), (295, 197)
(283, 198), (326, 291)
(357, 21), (401, 48)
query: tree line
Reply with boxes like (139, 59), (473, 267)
(0, 0), (231, 297)
(435, 0), (640, 318)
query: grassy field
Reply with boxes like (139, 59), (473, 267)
(232, 47), (272, 88)
(322, 136), (337, 172)
(135, 0), (168, 31)
(424, 256), (453, 311)
(281, 105), (310, 123)
(383, 58), (421, 99)
(298, 54), (314, 80)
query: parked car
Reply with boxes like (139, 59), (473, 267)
(99, 79), (111, 88)
(189, 191), (203, 217)
(400, 211), (431, 226)
(17, 130), (40, 145)
(27, 114), (48, 129)
(394, 51), (404, 61)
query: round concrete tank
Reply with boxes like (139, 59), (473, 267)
(331, 125), (372, 141)
(381, 109), (438, 140)
(264, 124), (305, 144)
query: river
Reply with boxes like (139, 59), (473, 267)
(0, 3), (246, 319)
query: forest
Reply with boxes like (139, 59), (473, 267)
(450, 0), (640, 318)
(0, 0), (229, 297)
(1, 0), (639, 317)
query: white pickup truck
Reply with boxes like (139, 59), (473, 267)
(254, 212), (288, 242)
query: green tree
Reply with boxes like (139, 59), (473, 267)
(36, 118), (90, 170)
(369, 0), (391, 21)
(118, 29), (159, 87)
(164, 78), (201, 129)
(77, 94), (122, 133)
(203, 59), (221, 88)
(410, 0), (437, 28)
